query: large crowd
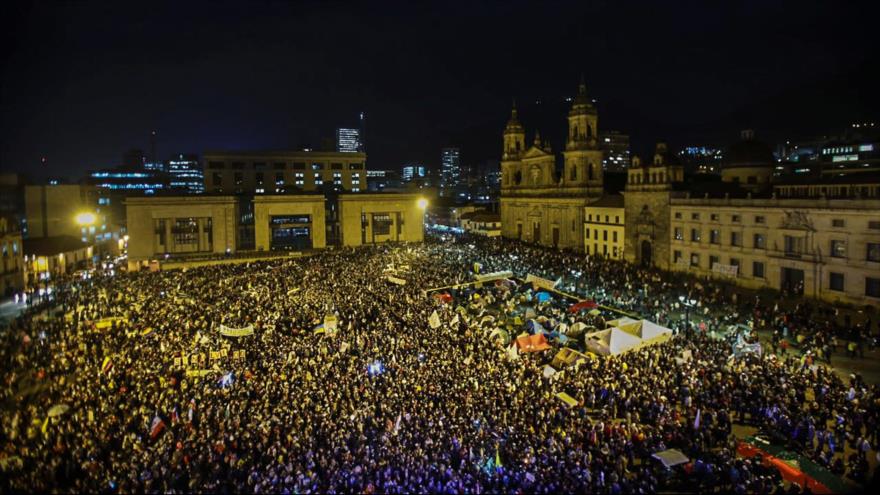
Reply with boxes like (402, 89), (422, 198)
(1, 233), (878, 493)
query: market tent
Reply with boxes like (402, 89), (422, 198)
(516, 333), (551, 352)
(584, 327), (643, 356)
(526, 319), (547, 335)
(569, 322), (589, 333)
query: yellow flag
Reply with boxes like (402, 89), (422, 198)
(41, 417), (49, 435)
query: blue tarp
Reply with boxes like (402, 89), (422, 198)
(526, 319), (546, 335)
(536, 292), (552, 303)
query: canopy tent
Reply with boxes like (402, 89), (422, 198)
(551, 347), (593, 369)
(606, 316), (638, 328)
(569, 322), (589, 333)
(516, 333), (551, 353)
(652, 448), (690, 468)
(569, 300), (598, 313)
(584, 327), (643, 356)
(535, 291), (552, 303)
(617, 319), (673, 342)
(526, 319), (547, 335)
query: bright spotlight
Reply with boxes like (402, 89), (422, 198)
(75, 212), (96, 226)
(417, 198), (428, 210)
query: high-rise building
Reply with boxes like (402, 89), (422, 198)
(678, 146), (724, 175)
(599, 131), (631, 171)
(402, 164), (427, 182)
(440, 148), (461, 197)
(168, 154), (205, 194)
(336, 128), (362, 153)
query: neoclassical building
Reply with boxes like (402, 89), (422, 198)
(500, 80), (604, 250)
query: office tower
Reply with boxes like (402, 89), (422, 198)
(336, 128), (361, 153)
(440, 148), (461, 197)
(599, 131), (631, 171)
(402, 164), (427, 182)
(168, 154), (205, 194)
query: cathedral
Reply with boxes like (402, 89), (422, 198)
(500, 79), (604, 250)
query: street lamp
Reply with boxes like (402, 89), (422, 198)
(679, 295), (697, 334)
(417, 198), (428, 210)
(75, 212), (96, 227)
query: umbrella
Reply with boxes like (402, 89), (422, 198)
(569, 300), (598, 313)
(434, 293), (453, 304)
(47, 404), (70, 418)
(588, 309), (601, 316)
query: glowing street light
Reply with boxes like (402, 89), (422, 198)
(417, 198), (428, 210)
(75, 212), (96, 226)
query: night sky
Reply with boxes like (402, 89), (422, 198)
(2, 0), (878, 180)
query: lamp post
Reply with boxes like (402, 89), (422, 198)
(679, 295), (697, 334)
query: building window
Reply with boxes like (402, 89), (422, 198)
(612, 231), (617, 242)
(673, 250), (682, 263)
(830, 240), (846, 258)
(276, 172), (284, 185)
(832, 219), (845, 228)
(710, 229), (720, 244)
(212, 172), (222, 186)
(868, 243), (880, 262)
(732, 214), (741, 223)
(753, 233), (765, 249)
(674, 212), (682, 219)
(172, 218), (199, 245)
(755, 215), (765, 224)
(691, 213), (699, 220)
(273, 162), (285, 170)
(331, 163), (343, 170)
(869, 221), (880, 230)
(730, 231), (741, 247)
(709, 255), (719, 268)
(602, 230), (608, 241)
(867, 278), (880, 298)
(674, 227), (683, 240)
(585, 228), (590, 239)
(710, 213), (719, 221)
(730, 258), (740, 273)
(690, 253), (700, 267)
(588, 214), (592, 221)
(255, 172), (264, 184)
(372, 214), (392, 235)
(829, 272), (845, 292)
(615, 216), (619, 224)
(690, 229), (700, 242)
(208, 161), (224, 170)
(311, 163), (323, 171)
(753, 261), (764, 279)
(234, 172), (243, 185)
(314, 173), (323, 185)
(293, 162), (305, 170)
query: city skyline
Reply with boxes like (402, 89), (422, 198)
(2, 1), (878, 180)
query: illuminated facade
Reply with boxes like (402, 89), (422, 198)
(0, 217), (23, 296)
(203, 150), (366, 194)
(168, 154), (204, 194)
(500, 79), (604, 251)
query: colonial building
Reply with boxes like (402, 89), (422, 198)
(623, 145), (685, 269)
(500, 79), (603, 250)
(584, 195), (625, 259)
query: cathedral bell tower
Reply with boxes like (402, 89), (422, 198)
(562, 77), (603, 197)
(501, 101), (526, 191)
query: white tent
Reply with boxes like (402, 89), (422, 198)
(584, 327), (643, 356)
(606, 316), (638, 329)
(617, 319), (673, 341)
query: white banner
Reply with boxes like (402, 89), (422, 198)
(218, 324), (255, 337)
(475, 270), (513, 282)
(526, 274), (558, 291)
(386, 275), (407, 286)
(711, 263), (739, 277)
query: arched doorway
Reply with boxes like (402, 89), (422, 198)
(640, 240), (652, 267)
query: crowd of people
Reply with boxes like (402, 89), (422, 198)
(1, 233), (878, 493)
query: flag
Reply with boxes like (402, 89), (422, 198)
(312, 324), (325, 334)
(694, 409), (701, 430)
(428, 311), (441, 329)
(150, 415), (166, 439)
(101, 356), (113, 374)
(41, 417), (49, 435)
(495, 443), (502, 468)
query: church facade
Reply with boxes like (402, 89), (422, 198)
(500, 80), (604, 251)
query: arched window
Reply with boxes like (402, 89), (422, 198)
(588, 163), (594, 180)
(515, 141), (521, 151)
(570, 165), (577, 181)
(573, 125), (578, 138)
(587, 124), (593, 138)
(514, 171), (522, 185)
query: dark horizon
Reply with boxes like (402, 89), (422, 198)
(2, 0), (878, 181)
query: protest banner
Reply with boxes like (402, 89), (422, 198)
(525, 274), (558, 291)
(218, 324), (255, 337)
(386, 275), (407, 286)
